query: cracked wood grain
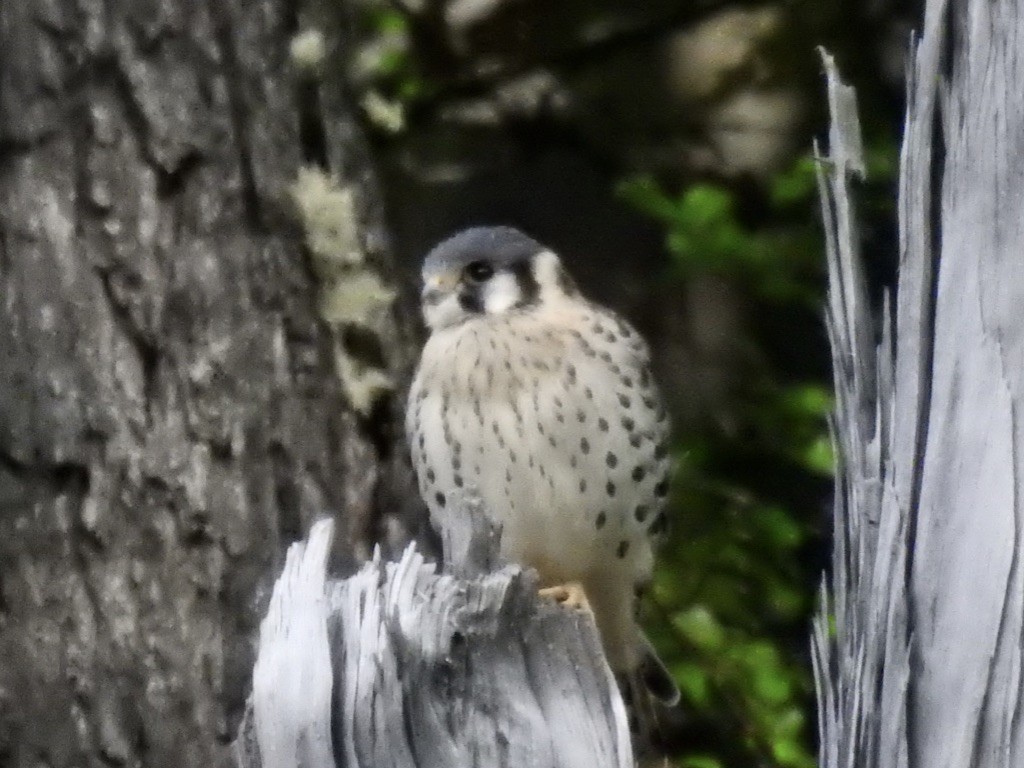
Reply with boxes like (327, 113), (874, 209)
(814, 3), (1024, 765)
(234, 497), (635, 768)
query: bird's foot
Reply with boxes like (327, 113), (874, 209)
(539, 581), (592, 614)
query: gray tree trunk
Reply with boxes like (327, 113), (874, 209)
(813, 1), (1024, 766)
(0, 2), (418, 766)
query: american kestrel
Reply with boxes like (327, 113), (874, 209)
(406, 226), (680, 718)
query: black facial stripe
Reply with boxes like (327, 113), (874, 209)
(458, 289), (484, 314)
(554, 264), (580, 297)
(510, 260), (540, 308)
(422, 287), (444, 307)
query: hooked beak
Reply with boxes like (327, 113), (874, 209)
(421, 273), (457, 306)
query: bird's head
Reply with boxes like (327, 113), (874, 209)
(419, 226), (579, 331)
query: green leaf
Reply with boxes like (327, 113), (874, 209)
(769, 155), (819, 208)
(679, 756), (724, 768)
(767, 581), (806, 619)
(667, 230), (699, 262)
(615, 175), (679, 222)
(674, 662), (711, 706)
(372, 8), (408, 34)
(802, 434), (836, 475)
(739, 640), (778, 669)
(375, 48), (409, 77)
(780, 384), (834, 417)
(676, 185), (735, 229)
(772, 707), (807, 738)
(771, 736), (813, 768)
(752, 665), (792, 705)
(673, 605), (725, 651)
(754, 506), (804, 550)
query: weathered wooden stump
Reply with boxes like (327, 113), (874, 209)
(233, 493), (634, 768)
(814, 0), (1024, 759)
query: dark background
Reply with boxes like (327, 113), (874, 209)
(351, 0), (911, 765)
(0, 0), (914, 765)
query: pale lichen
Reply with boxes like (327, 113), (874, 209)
(290, 166), (397, 416)
(360, 91), (406, 135)
(290, 29), (327, 75)
(332, 345), (395, 416)
(317, 271), (396, 327)
(290, 167), (363, 275)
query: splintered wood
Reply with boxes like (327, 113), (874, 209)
(234, 495), (633, 768)
(813, 3), (1024, 764)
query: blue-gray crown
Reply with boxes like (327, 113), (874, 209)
(422, 226), (547, 275)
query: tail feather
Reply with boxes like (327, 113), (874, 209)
(638, 632), (680, 706)
(620, 632), (680, 760)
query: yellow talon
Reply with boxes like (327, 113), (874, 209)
(539, 581), (592, 613)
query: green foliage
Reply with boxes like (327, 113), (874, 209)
(621, 156), (850, 768)
(623, 127), (898, 768)
(618, 161), (823, 307)
(359, 8), (437, 113)
(649, 441), (820, 768)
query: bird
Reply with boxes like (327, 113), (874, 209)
(405, 225), (680, 737)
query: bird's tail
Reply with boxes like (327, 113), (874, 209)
(637, 632), (680, 706)
(620, 632), (680, 760)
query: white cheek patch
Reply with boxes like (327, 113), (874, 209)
(531, 250), (563, 302)
(423, 293), (465, 330)
(482, 272), (523, 314)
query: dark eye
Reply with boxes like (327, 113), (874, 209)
(464, 261), (494, 282)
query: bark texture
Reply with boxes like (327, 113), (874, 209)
(234, 497), (634, 768)
(0, 1), (418, 766)
(814, 1), (1024, 765)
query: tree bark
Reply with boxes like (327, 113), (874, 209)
(0, 1), (417, 766)
(814, 1), (1024, 765)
